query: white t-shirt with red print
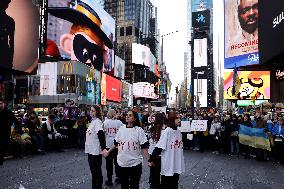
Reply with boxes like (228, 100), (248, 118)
(104, 118), (123, 148)
(115, 125), (148, 167)
(156, 127), (185, 176)
(85, 118), (103, 155)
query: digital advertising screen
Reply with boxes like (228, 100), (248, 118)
(1, 0), (40, 72)
(192, 10), (211, 29)
(114, 55), (125, 79)
(132, 43), (151, 67)
(224, 0), (259, 68)
(259, 1), (284, 63)
(101, 73), (107, 105)
(224, 70), (270, 100)
(106, 75), (122, 102)
(133, 82), (158, 99)
(194, 79), (208, 108)
(38, 62), (58, 95)
(47, 0), (115, 72)
(194, 38), (208, 67)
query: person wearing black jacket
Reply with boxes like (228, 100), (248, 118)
(242, 114), (253, 158)
(0, 98), (20, 165)
(85, 105), (108, 189)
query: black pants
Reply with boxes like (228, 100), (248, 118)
(0, 146), (4, 166)
(161, 173), (180, 189)
(88, 154), (103, 189)
(119, 163), (142, 189)
(105, 148), (119, 181)
(274, 141), (284, 163)
(149, 156), (161, 188)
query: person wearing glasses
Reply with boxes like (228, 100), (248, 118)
(85, 105), (108, 189)
(148, 111), (185, 189)
(107, 110), (149, 189)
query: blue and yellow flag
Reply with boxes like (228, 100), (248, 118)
(239, 125), (271, 151)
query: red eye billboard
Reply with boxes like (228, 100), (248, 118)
(106, 75), (122, 102)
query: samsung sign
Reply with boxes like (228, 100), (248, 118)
(273, 11), (284, 29)
(259, 2), (284, 64)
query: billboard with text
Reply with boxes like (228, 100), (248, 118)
(224, 0), (259, 68)
(194, 38), (207, 67)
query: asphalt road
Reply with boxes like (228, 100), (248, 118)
(1, 149), (284, 189)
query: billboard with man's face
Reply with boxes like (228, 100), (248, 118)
(224, 0), (259, 69)
(224, 70), (270, 100)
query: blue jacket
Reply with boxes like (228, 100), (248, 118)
(271, 124), (284, 136)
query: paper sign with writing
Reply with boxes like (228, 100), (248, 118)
(190, 120), (208, 131)
(178, 121), (191, 132)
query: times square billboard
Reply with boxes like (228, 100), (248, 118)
(224, 0), (259, 69)
(0, 0), (115, 74)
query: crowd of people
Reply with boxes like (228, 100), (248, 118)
(1, 96), (284, 188)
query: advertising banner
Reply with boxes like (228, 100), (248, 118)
(132, 43), (151, 67)
(259, 1), (284, 63)
(133, 82), (158, 99)
(38, 62), (57, 95)
(192, 10), (211, 29)
(2, 0), (40, 72)
(224, 0), (259, 68)
(194, 38), (207, 67)
(194, 79), (208, 108)
(190, 120), (208, 132)
(106, 75), (122, 102)
(114, 56), (125, 79)
(224, 70), (270, 100)
(101, 73), (107, 105)
(48, 0), (115, 72)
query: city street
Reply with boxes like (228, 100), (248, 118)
(1, 149), (284, 189)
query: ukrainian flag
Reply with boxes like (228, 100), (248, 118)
(239, 125), (271, 151)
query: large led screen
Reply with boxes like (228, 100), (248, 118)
(47, 0), (115, 72)
(133, 82), (158, 99)
(224, 0), (259, 68)
(224, 71), (270, 100)
(1, 0), (40, 72)
(132, 43), (151, 67)
(194, 38), (207, 67)
(192, 10), (211, 29)
(259, 1), (284, 63)
(101, 73), (107, 105)
(114, 56), (125, 79)
(106, 74), (122, 102)
(194, 79), (208, 108)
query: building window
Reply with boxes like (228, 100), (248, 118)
(126, 26), (132, 36)
(120, 27), (124, 36)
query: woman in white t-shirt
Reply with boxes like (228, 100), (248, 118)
(148, 113), (165, 189)
(107, 110), (149, 189)
(103, 109), (123, 186)
(149, 111), (185, 189)
(85, 105), (108, 189)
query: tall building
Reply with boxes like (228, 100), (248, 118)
(104, 0), (159, 83)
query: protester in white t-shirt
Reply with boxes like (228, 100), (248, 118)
(148, 113), (165, 189)
(149, 111), (185, 189)
(103, 109), (123, 186)
(85, 105), (108, 189)
(107, 110), (149, 189)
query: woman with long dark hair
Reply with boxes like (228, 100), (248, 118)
(107, 110), (149, 189)
(148, 113), (164, 188)
(149, 111), (185, 189)
(85, 105), (108, 189)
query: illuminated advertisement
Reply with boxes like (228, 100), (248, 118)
(224, 71), (270, 100)
(192, 10), (211, 29)
(48, 0), (115, 71)
(259, 1), (284, 63)
(132, 43), (151, 67)
(133, 82), (158, 99)
(224, 0), (259, 68)
(194, 79), (208, 108)
(106, 75), (122, 102)
(1, 0), (40, 72)
(38, 62), (58, 95)
(114, 56), (125, 79)
(194, 38), (207, 67)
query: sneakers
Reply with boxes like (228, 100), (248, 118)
(105, 180), (113, 186)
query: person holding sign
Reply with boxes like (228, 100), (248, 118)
(149, 111), (185, 189)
